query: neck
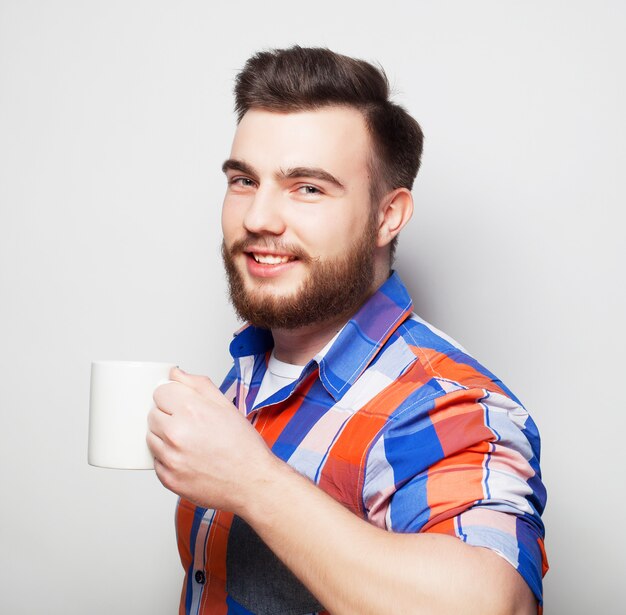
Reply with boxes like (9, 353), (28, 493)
(271, 313), (348, 366)
(271, 263), (391, 365)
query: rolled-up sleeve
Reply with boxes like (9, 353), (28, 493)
(363, 386), (548, 608)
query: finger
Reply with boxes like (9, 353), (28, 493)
(147, 405), (170, 438)
(146, 429), (166, 460)
(153, 456), (177, 494)
(153, 380), (189, 414)
(169, 367), (221, 398)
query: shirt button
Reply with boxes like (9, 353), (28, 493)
(194, 570), (206, 584)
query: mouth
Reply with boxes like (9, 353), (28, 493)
(239, 247), (302, 279)
(248, 252), (298, 265)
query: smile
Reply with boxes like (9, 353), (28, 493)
(242, 250), (301, 279)
(249, 253), (297, 265)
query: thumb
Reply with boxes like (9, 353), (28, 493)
(169, 367), (221, 398)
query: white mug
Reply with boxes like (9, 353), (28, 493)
(88, 360), (176, 469)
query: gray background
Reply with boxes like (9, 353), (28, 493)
(1, 1), (624, 613)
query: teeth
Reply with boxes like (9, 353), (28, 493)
(253, 253), (294, 265)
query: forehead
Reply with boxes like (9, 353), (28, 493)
(230, 107), (372, 180)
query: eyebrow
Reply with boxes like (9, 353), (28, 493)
(222, 159), (259, 180)
(222, 158), (346, 191)
(281, 167), (345, 190)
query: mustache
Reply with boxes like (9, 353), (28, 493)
(227, 236), (313, 263)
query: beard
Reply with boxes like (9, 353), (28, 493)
(221, 217), (379, 330)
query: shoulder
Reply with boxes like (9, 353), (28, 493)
(385, 313), (521, 404)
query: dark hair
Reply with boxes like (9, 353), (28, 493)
(234, 46), (424, 260)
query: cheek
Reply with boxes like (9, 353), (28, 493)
(298, 219), (355, 260)
(221, 200), (242, 241)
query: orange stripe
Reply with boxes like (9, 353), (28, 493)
(424, 443), (492, 527)
(422, 516), (457, 536)
(429, 389), (495, 455)
(176, 499), (195, 615)
(176, 498), (195, 573)
(421, 392), (495, 529)
(254, 371), (317, 448)
(176, 505), (233, 614)
(199, 510), (234, 614)
(538, 537), (549, 577)
(318, 360), (431, 514)
(411, 346), (507, 396)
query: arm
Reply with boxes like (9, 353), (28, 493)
(242, 455), (536, 615)
(148, 368), (537, 615)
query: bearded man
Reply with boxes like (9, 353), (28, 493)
(147, 46), (548, 615)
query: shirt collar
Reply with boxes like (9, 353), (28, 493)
(229, 271), (413, 401)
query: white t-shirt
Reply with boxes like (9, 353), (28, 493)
(254, 352), (305, 406)
(254, 331), (341, 406)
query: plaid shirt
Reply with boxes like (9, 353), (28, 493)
(176, 272), (548, 615)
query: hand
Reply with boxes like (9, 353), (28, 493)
(147, 367), (274, 513)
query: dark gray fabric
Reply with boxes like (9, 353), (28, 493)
(226, 515), (325, 615)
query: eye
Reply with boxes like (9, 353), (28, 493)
(297, 185), (322, 195)
(228, 176), (256, 189)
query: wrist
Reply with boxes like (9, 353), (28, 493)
(234, 450), (297, 525)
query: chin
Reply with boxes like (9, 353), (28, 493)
(244, 271), (304, 292)
(245, 284), (299, 303)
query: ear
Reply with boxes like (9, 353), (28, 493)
(376, 188), (414, 248)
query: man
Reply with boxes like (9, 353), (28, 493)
(147, 46), (548, 615)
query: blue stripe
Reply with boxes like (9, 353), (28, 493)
(480, 391), (498, 501)
(219, 366), (238, 395)
(515, 516), (544, 605)
(226, 595), (256, 614)
(272, 380), (334, 462)
(318, 272), (413, 397)
(384, 417), (443, 485)
(184, 506), (207, 614)
(389, 472), (431, 531)
(456, 515), (468, 542)
(482, 448), (493, 500)
(245, 353), (270, 411)
(229, 325), (273, 358)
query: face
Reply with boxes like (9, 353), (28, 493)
(221, 107), (380, 330)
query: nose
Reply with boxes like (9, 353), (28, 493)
(243, 184), (286, 236)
